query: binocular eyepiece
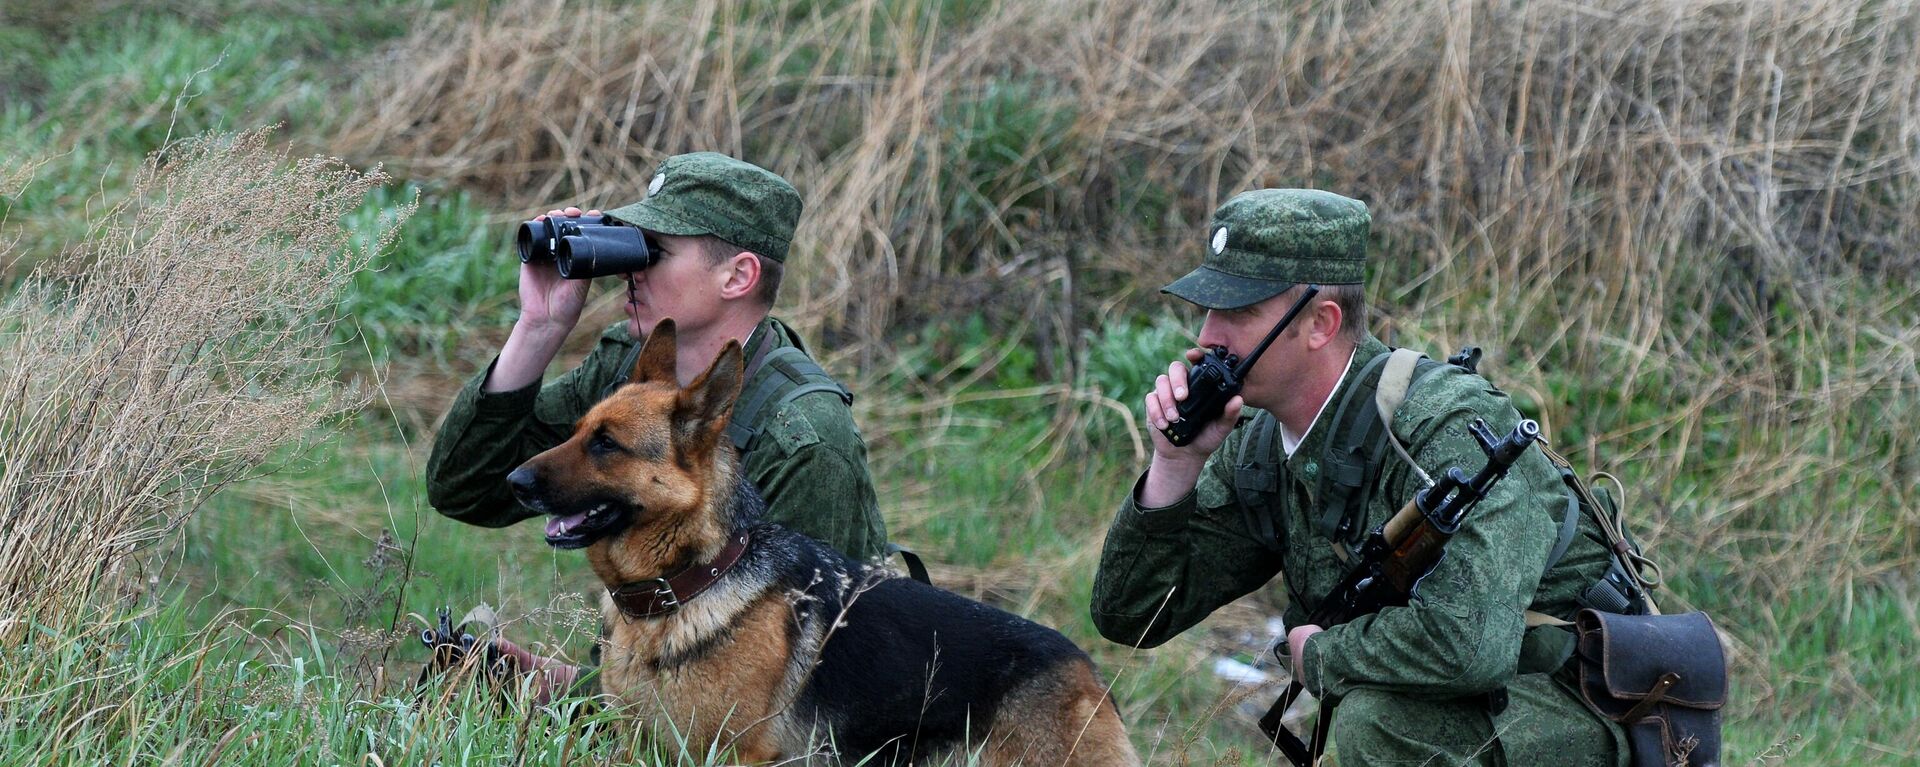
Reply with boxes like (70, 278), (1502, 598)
(516, 215), (658, 279)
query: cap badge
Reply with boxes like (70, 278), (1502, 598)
(647, 172), (666, 196)
(1211, 226), (1229, 254)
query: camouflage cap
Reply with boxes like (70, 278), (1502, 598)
(1162, 189), (1369, 310)
(603, 152), (802, 262)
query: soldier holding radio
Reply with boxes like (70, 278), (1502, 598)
(1091, 189), (1630, 765)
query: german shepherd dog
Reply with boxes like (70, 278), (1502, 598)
(506, 320), (1141, 766)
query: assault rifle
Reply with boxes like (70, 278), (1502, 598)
(1259, 417), (1541, 766)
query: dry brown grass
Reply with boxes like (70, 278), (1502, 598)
(340, 0), (1920, 327)
(0, 129), (407, 631)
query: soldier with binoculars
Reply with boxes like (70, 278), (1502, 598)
(423, 152), (889, 699)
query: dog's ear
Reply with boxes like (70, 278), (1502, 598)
(630, 318), (679, 384)
(674, 339), (745, 447)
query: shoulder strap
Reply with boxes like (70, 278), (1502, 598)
(1374, 348), (1427, 422)
(1374, 350), (1447, 489)
(726, 346), (853, 453)
(601, 341), (647, 402)
(1318, 351), (1446, 544)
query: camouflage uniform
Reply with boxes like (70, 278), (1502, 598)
(1089, 190), (1627, 765)
(426, 153), (887, 561)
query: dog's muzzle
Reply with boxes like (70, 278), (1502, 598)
(506, 466), (545, 511)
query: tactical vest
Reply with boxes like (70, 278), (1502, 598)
(1232, 347), (1584, 577)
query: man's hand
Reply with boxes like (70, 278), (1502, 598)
(419, 612), (580, 706)
(1145, 347), (1245, 458)
(488, 636), (581, 705)
(484, 206), (602, 393)
(1137, 347), (1244, 507)
(514, 207), (601, 332)
(1287, 624), (1324, 683)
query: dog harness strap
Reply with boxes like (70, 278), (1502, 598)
(607, 531), (752, 619)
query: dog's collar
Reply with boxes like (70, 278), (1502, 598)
(607, 531), (751, 620)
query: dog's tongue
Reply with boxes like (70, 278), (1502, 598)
(545, 512), (590, 538)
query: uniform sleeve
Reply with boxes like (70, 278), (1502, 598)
(742, 392), (887, 562)
(1299, 383), (1565, 700)
(425, 324), (634, 528)
(1089, 428), (1285, 649)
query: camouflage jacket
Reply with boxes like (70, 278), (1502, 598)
(1091, 334), (1619, 701)
(426, 316), (887, 561)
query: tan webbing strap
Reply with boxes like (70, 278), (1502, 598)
(1524, 611), (1572, 627)
(1373, 349), (1434, 488)
(1374, 348), (1425, 421)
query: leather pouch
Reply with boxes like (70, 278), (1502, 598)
(1574, 609), (1727, 767)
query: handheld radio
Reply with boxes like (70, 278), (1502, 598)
(1161, 285), (1321, 446)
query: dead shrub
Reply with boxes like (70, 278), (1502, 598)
(0, 128), (408, 631)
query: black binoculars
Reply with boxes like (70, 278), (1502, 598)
(516, 214), (658, 279)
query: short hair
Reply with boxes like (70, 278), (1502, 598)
(695, 235), (783, 308)
(1275, 282), (1367, 346)
(1323, 283), (1367, 346)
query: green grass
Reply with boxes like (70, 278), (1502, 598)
(338, 185), (522, 365)
(4, 0), (1917, 764)
(0, 1), (420, 268)
(0, 599), (682, 765)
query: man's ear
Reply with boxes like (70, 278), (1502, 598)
(631, 318), (679, 383)
(716, 251), (761, 302)
(675, 340), (745, 446)
(1306, 297), (1344, 351)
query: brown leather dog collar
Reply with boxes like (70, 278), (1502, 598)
(607, 531), (751, 620)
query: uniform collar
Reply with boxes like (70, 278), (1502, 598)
(1282, 348), (1358, 457)
(1286, 335), (1392, 483)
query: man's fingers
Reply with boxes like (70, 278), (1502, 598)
(1146, 378), (1170, 429)
(491, 637), (534, 666)
(1221, 395), (1244, 423)
(1185, 346), (1206, 364)
(1166, 360), (1190, 401)
(539, 207), (590, 221)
